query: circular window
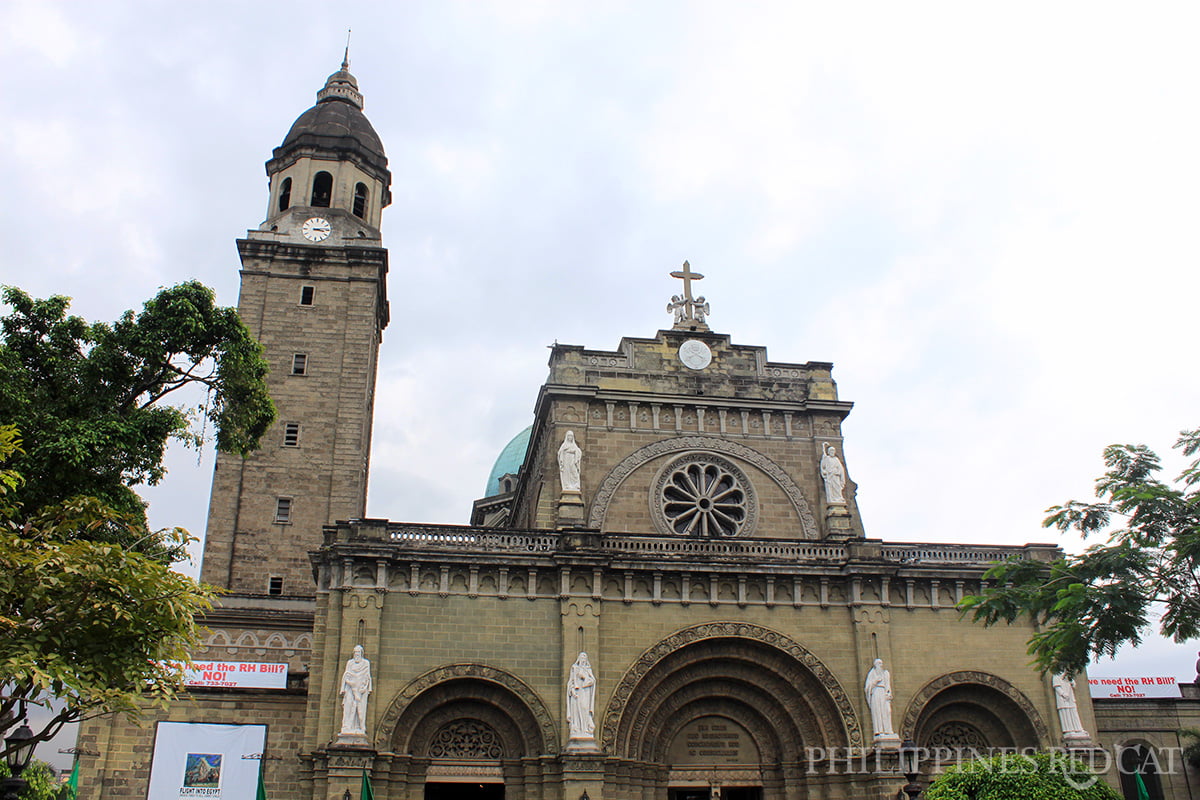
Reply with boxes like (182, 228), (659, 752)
(652, 453), (757, 537)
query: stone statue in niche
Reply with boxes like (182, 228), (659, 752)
(558, 430), (582, 493)
(820, 443), (847, 504)
(339, 644), (373, 737)
(567, 652), (596, 739)
(864, 658), (897, 740)
(1052, 674), (1089, 738)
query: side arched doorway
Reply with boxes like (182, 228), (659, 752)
(903, 671), (1048, 763)
(1117, 743), (1165, 800)
(378, 665), (558, 800)
(603, 623), (863, 799)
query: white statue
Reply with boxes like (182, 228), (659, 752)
(693, 296), (710, 324)
(667, 295), (686, 324)
(339, 644), (373, 736)
(820, 443), (847, 504)
(558, 430), (582, 493)
(864, 658), (895, 737)
(1052, 674), (1088, 736)
(567, 652), (596, 739)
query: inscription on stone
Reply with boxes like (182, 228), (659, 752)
(668, 716), (758, 766)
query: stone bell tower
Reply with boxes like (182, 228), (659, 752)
(200, 57), (392, 597)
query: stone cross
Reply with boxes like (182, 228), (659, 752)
(670, 260), (705, 306)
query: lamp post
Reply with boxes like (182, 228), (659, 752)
(1, 722), (36, 800)
(899, 738), (923, 800)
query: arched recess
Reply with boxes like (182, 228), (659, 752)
(604, 621), (862, 761)
(587, 436), (818, 537)
(376, 664), (558, 756)
(1117, 741), (1166, 800)
(902, 671), (1049, 750)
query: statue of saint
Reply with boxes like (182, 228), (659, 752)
(667, 295), (686, 324)
(567, 652), (596, 739)
(693, 296), (710, 324)
(558, 431), (582, 493)
(820, 443), (847, 504)
(864, 658), (895, 737)
(1052, 674), (1087, 735)
(339, 644), (373, 736)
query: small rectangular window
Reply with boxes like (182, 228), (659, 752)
(291, 354), (307, 375)
(300, 285), (315, 306)
(274, 497), (292, 524)
(268, 576), (284, 596)
(283, 422), (300, 447)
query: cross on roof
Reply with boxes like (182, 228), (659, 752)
(669, 260), (704, 302)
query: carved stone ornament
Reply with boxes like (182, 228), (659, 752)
(927, 721), (989, 751)
(428, 719), (505, 759)
(601, 622), (862, 750)
(589, 436), (818, 537)
(652, 453), (757, 537)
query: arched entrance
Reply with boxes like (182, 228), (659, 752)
(604, 623), (861, 798)
(903, 671), (1048, 761)
(378, 665), (558, 800)
(1117, 743), (1165, 800)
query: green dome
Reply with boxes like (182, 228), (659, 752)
(484, 426), (532, 497)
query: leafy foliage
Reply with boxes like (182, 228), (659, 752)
(0, 284), (268, 760)
(0, 760), (64, 800)
(923, 752), (1120, 800)
(0, 494), (215, 757)
(960, 429), (1200, 676)
(1180, 727), (1200, 769)
(0, 283), (274, 540)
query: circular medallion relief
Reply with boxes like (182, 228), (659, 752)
(651, 453), (757, 537)
(678, 339), (712, 370)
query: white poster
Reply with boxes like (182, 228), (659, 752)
(146, 722), (267, 800)
(179, 661), (288, 689)
(1087, 675), (1180, 699)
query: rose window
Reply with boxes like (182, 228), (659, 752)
(653, 454), (756, 537)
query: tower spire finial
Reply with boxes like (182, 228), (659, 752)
(342, 28), (351, 71)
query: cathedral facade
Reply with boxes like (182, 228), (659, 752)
(77, 63), (1126, 800)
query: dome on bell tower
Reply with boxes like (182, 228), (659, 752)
(261, 56), (392, 234)
(275, 63), (386, 171)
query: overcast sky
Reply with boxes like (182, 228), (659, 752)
(4, 0), (1200, 692)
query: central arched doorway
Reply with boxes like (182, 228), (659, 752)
(604, 623), (862, 798)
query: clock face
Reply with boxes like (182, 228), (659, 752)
(301, 217), (332, 242)
(679, 339), (713, 370)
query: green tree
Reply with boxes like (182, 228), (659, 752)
(0, 427), (214, 756)
(923, 752), (1120, 800)
(0, 283), (272, 759)
(0, 760), (62, 800)
(0, 283), (274, 542)
(960, 428), (1200, 676)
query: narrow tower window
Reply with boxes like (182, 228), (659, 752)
(268, 576), (284, 596)
(299, 285), (315, 306)
(274, 497), (292, 524)
(311, 171), (333, 207)
(291, 353), (308, 375)
(352, 182), (369, 219)
(278, 177), (292, 212)
(282, 422), (300, 447)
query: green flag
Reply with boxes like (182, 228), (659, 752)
(1134, 772), (1150, 800)
(65, 759), (79, 800)
(256, 764), (267, 800)
(360, 769), (374, 800)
